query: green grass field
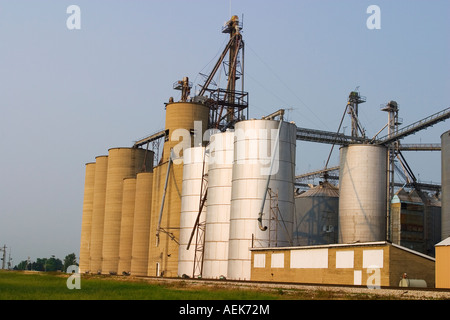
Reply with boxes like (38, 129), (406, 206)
(2, 270), (443, 301)
(0, 270), (284, 300)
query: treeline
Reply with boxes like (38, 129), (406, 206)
(14, 253), (78, 272)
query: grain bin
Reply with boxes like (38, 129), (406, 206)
(294, 181), (339, 246)
(178, 147), (208, 277)
(162, 101), (210, 162)
(89, 155), (108, 273)
(79, 162), (96, 273)
(102, 147), (153, 274)
(338, 144), (388, 243)
(147, 101), (209, 278)
(117, 177), (137, 275)
(227, 119), (296, 280)
(130, 172), (153, 276)
(203, 131), (234, 279)
(442, 130), (450, 239)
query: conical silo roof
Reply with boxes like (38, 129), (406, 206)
(297, 181), (339, 198)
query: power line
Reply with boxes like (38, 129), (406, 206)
(246, 45), (331, 130)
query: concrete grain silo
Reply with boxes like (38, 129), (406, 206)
(117, 177), (137, 275)
(442, 130), (450, 240)
(294, 181), (339, 246)
(130, 172), (153, 276)
(102, 147), (153, 274)
(203, 131), (234, 279)
(162, 101), (210, 163)
(147, 100), (209, 278)
(338, 144), (387, 243)
(178, 147), (208, 277)
(227, 119), (296, 280)
(79, 162), (96, 273)
(89, 155), (108, 273)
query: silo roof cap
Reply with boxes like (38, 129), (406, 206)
(436, 237), (450, 246)
(297, 181), (339, 198)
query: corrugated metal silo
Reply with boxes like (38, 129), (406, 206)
(148, 101), (210, 278)
(294, 181), (339, 246)
(89, 155), (108, 273)
(338, 144), (387, 243)
(203, 131), (234, 279)
(130, 172), (153, 276)
(79, 162), (96, 273)
(117, 177), (137, 275)
(178, 147), (208, 277)
(228, 119), (297, 280)
(102, 147), (153, 274)
(442, 130), (450, 239)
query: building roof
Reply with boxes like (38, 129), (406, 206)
(250, 241), (436, 261)
(435, 237), (450, 246)
(391, 187), (441, 206)
(296, 181), (339, 198)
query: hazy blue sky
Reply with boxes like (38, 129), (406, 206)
(0, 0), (448, 266)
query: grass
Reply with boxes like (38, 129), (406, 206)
(1, 270), (438, 301)
(0, 270), (281, 300)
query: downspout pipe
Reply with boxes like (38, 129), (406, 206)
(258, 120), (283, 231)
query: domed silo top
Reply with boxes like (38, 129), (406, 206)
(297, 181), (339, 198)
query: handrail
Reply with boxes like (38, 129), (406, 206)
(377, 107), (450, 145)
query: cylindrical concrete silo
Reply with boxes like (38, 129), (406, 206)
(89, 155), (108, 273)
(294, 181), (339, 246)
(130, 172), (153, 276)
(117, 177), (137, 275)
(338, 144), (388, 243)
(162, 101), (210, 162)
(228, 119), (297, 280)
(442, 130), (450, 239)
(178, 147), (208, 277)
(148, 101), (210, 278)
(203, 131), (234, 279)
(102, 147), (153, 274)
(79, 162), (96, 274)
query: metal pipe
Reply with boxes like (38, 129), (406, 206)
(370, 123), (388, 143)
(156, 149), (174, 246)
(258, 120), (282, 231)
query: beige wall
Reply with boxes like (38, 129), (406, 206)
(251, 243), (435, 287)
(436, 246), (450, 289)
(389, 245), (435, 287)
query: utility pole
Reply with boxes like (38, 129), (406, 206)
(1, 245), (7, 269)
(7, 248), (12, 270)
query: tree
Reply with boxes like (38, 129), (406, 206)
(14, 254), (75, 271)
(45, 255), (63, 271)
(63, 253), (78, 272)
(33, 258), (47, 271)
(14, 260), (30, 270)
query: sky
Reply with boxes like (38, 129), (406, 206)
(0, 0), (448, 267)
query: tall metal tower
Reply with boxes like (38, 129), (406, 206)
(198, 15), (248, 131)
(347, 90), (367, 138)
